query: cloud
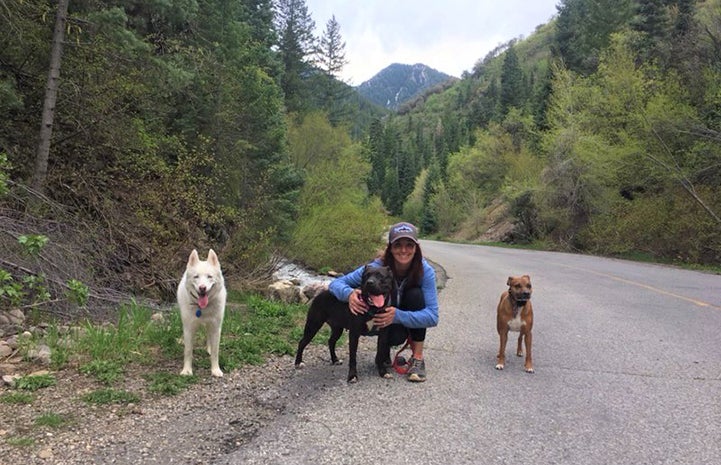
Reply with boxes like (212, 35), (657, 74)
(306, 0), (559, 84)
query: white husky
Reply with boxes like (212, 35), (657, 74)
(177, 249), (227, 377)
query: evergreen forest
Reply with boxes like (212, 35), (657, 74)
(1, 0), (720, 317)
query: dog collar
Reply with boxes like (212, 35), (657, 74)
(196, 308), (202, 318)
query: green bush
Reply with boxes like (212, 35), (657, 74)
(581, 186), (721, 264)
(290, 200), (387, 272)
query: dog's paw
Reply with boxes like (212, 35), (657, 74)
(516, 352), (524, 357)
(295, 362), (305, 369)
(525, 367), (535, 374)
(331, 359), (343, 366)
(180, 368), (193, 376)
(495, 364), (504, 370)
(347, 376), (358, 384)
(211, 368), (224, 377)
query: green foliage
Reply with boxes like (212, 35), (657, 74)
(35, 412), (69, 428)
(291, 199), (387, 271)
(220, 295), (311, 366)
(555, 0), (634, 74)
(287, 112), (388, 270)
(17, 234), (48, 257)
(79, 360), (124, 385)
(0, 269), (24, 306)
(0, 392), (35, 404)
(145, 373), (198, 396)
(15, 373), (57, 391)
(5, 436), (34, 447)
(81, 389), (140, 405)
(65, 279), (89, 308)
(0, 152), (10, 195)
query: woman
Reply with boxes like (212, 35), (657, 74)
(328, 222), (439, 382)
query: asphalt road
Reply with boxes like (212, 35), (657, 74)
(216, 240), (721, 465)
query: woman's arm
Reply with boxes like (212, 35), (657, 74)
(393, 261), (439, 328)
(328, 260), (377, 301)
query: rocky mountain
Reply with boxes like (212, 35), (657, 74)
(356, 63), (455, 111)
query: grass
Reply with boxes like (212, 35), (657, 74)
(12, 291), (323, 405)
(35, 412), (70, 428)
(79, 359), (124, 385)
(6, 436), (35, 447)
(15, 373), (56, 391)
(0, 391), (35, 404)
(1, 291), (337, 453)
(145, 372), (198, 396)
(81, 388), (140, 405)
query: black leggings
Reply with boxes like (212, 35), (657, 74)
(388, 286), (426, 346)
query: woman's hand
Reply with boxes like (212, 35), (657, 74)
(348, 289), (368, 315)
(373, 306), (396, 328)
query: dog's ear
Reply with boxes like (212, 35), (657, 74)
(207, 249), (220, 268)
(507, 276), (513, 286)
(523, 274), (531, 283)
(187, 249), (200, 267)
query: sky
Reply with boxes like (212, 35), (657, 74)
(305, 0), (561, 85)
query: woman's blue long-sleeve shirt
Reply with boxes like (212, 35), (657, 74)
(328, 258), (439, 329)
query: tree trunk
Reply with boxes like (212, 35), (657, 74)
(32, 0), (69, 192)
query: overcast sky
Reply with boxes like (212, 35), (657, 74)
(305, 0), (560, 85)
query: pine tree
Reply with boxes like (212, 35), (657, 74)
(632, 0), (671, 61)
(274, 0), (316, 113)
(555, 0), (634, 74)
(499, 45), (524, 117)
(316, 15), (347, 79)
(314, 14), (352, 123)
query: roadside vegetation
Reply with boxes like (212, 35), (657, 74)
(0, 293), (329, 449)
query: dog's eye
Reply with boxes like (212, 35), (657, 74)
(207, 275), (213, 280)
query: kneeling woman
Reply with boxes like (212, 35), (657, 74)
(328, 222), (439, 382)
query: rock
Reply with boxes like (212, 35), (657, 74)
(8, 309), (25, 324)
(0, 363), (16, 375)
(2, 374), (21, 387)
(27, 344), (52, 365)
(0, 341), (12, 358)
(151, 312), (164, 322)
(302, 282), (327, 300)
(267, 280), (302, 304)
(38, 448), (54, 459)
(5, 334), (19, 349)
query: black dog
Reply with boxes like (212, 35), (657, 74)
(294, 265), (395, 383)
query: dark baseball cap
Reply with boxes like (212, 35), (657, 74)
(388, 222), (419, 244)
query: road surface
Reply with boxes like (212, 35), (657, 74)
(216, 241), (721, 465)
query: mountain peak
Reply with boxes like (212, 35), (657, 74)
(356, 63), (454, 111)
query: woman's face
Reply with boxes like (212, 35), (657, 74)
(391, 239), (417, 271)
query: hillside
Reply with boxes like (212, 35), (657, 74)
(356, 63), (456, 111)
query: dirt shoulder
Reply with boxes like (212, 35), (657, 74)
(0, 345), (327, 465)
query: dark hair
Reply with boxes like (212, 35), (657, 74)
(380, 241), (424, 288)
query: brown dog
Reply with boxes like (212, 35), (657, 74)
(496, 275), (534, 373)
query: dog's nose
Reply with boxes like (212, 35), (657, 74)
(199, 285), (207, 295)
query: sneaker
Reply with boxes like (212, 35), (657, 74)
(407, 357), (426, 382)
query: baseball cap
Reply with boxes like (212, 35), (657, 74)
(388, 222), (419, 244)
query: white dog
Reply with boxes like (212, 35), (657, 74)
(177, 249), (227, 377)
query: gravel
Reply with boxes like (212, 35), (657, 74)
(0, 345), (327, 465)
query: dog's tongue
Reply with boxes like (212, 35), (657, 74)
(370, 294), (385, 308)
(198, 294), (209, 309)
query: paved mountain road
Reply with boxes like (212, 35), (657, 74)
(216, 241), (721, 465)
